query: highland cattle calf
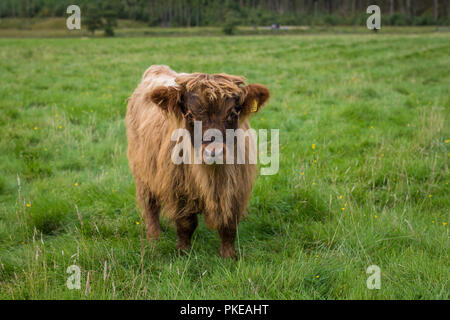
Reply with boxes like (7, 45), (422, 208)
(126, 65), (270, 258)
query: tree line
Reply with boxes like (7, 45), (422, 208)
(1, 0), (448, 26)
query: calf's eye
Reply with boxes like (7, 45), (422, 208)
(226, 113), (238, 126)
(184, 112), (193, 121)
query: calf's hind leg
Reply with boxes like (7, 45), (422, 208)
(137, 183), (161, 240)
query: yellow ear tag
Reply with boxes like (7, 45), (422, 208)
(251, 100), (258, 113)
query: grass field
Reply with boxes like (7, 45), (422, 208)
(0, 31), (449, 299)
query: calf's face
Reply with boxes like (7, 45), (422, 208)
(148, 75), (270, 164)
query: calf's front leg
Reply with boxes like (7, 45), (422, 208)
(218, 224), (237, 259)
(143, 195), (161, 240)
(137, 183), (161, 240)
(175, 214), (198, 254)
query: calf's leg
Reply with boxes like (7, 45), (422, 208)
(137, 183), (161, 240)
(144, 195), (162, 240)
(175, 214), (198, 253)
(218, 224), (237, 259)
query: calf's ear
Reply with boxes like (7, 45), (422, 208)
(241, 84), (270, 115)
(147, 86), (184, 117)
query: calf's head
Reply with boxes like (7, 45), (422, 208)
(148, 73), (269, 164)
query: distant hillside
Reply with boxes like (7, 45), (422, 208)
(0, 0), (448, 26)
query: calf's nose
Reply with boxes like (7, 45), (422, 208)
(214, 147), (223, 157)
(205, 147), (222, 158)
(203, 144), (225, 164)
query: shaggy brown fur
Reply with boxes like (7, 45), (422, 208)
(126, 65), (270, 258)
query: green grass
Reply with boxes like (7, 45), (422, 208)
(0, 32), (449, 299)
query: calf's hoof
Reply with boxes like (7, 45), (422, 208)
(176, 242), (191, 255)
(220, 247), (238, 260)
(146, 228), (161, 241)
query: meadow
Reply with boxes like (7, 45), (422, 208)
(0, 31), (449, 299)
